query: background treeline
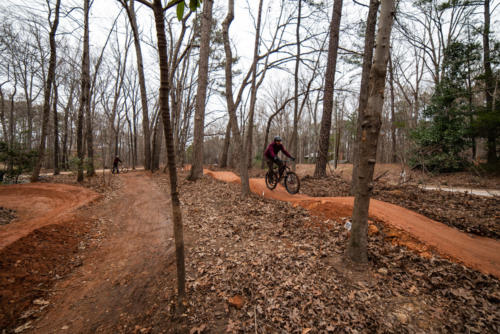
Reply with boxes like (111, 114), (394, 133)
(0, 0), (498, 180)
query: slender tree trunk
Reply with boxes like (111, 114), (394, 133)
(62, 84), (74, 170)
(314, 0), (343, 177)
(53, 80), (60, 175)
(219, 121), (231, 168)
(32, 0), (61, 182)
(0, 87), (8, 143)
(389, 52), (397, 163)
(223, 0), (250, 195)
(291, 0), (302, 170)
(124, 0), (152, 170)
(245, 0), (264, 169)
(347, 0), (395, 263)
(85, 83), (95, 176)
(483, 0), (497, 164)
(188, 0), (214, 180)
(152, 0), (186, 309)
(8, 78), (17, 151)
(77, 0), (90, 182)
(350, 0), (379, 193)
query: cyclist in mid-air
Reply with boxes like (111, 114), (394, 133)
(264, 136), (295, 177)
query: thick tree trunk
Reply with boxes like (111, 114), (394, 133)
(219, 121), (231, 168)
(32, 0), (61, 182)
(188, 0), (214, 180)
(223, 0), (250, 195)
(53, 80), (60, 175)
(245, 0), (264, 169)
(350, 0), (379, 193)
(347, 0), (395, 263)
(314, 0), (343, 177)
(483, 0), (497, 164)
(152, 0), (186, 309)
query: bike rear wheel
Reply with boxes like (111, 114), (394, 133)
(265, 171), (278, 190)
(284, 171), (300, 194)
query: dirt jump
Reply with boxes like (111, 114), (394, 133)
(0, 183), (100, 251)
(204, 170), (500, 279)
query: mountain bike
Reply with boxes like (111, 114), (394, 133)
(265, 159), (300, 194)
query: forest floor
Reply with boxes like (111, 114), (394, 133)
(0, 166), (499, 333)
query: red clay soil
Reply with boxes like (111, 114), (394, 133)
(204, 170), (500, 279)
(24, 172), (177, 333)
(0, 183), (100, 251)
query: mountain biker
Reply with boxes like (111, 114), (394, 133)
(264, 136), (295, 177)
(112, 156), (122, 174)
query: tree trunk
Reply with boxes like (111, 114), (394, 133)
(152, 0), (186, 309)
(188, 0), (214, 180)
(291, 0), (302, 170)
(0, 87), (8, 143)
(219, 121), (231, 168)
(314, 0), (343, 177)
(350, 0), (379, 193)
(85, 78), (95, 176)
(152, 113), (163, 171)
(76, 0), (90, 182)
(483, 0), (497, 164)
(53, 80), (60, 175)
(125, 0), (152, 170)
(347, 0), (395, 263)
(32, 0), (61, 182)
(245, 0), (264, 169)
(223, 0), (250, 195)
(389, 52), (397, 163)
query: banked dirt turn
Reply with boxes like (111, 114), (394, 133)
(204, 169), (500, 279)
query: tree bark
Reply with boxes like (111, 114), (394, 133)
(0, 86), (8, 143)
(483, 0), (497, 164)
(53, 80), (60, 175)
(32, 0), (61, 182)
(219, 121), (231, 168)
(314, 0), (343, 177)
(347, 0), (395, 263)
(123, 0), (152, 170)
(389, 52), (397, 163)
(223, 0), (250, 195)
(245, 0), (264, 169)
(152, 0), (186, 309)
(350, 0), (379, 192)
(188, 0), (214, 180)
(291, 0), (302, 170)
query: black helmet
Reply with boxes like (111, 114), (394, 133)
(274, 136), (282, 142)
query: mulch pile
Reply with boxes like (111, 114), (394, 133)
(145, 173), (499, 333)
(300, 175), (500, 240)
(0, 207), (16, 226)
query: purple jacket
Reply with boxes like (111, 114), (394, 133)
(264, 142), (292, 160)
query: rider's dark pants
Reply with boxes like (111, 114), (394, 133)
(265, 157), (283, 175)
(112, 164), (119, 174)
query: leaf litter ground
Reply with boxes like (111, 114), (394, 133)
(147, 172), (499, 333)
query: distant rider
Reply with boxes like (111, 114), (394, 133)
(264, 136), (295, 176)
(112, 156), (122, 174)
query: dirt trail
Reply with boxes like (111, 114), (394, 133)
(26, 172), (175, 333)
(205, 170), (500, 279)
(0, 183), (100, 251)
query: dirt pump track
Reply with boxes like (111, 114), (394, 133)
(204, 169), (500, 279)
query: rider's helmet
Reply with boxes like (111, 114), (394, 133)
(274, 136), (282, 143)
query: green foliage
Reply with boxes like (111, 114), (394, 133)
(410, 41), (481, 172)
(0, 142), (38, 183)
(173, 0), (202, 20)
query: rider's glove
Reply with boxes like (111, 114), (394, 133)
(273, 156), (279, 162)
(291, 157), (296, 161)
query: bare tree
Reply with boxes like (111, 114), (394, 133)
(188, 0), (214, 180)
(347, 0), (395, 263)
(314, 0), (343, 177)
(32, 0), (61, 182)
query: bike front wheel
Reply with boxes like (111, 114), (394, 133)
(265, 171), (278, 190)
(284, 171), (300, 194)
